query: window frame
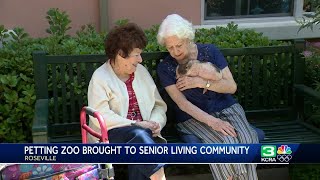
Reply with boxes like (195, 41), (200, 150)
(203, 0), (294, 20)
(201, 0), (304, 25)
(198, 0), (320, 40)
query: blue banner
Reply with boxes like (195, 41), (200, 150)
(0, 143), (318, 164)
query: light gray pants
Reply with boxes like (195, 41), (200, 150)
(177, 103), (259, 180)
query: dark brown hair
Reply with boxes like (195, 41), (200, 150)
(104, 23), (147, 62)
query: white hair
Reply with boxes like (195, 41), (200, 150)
(157, 14), (195, 46)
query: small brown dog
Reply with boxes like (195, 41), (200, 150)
(176, 60), (222, 93)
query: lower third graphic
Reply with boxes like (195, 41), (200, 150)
(261, 145), (292, 163)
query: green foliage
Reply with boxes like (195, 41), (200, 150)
(75, 24), (106, 54)
(46, 8), (72, 39)
(10, 27), (29, 43)
(195, 22), (286, 48)
(298, 8), (320, 127)
(144, 22), (288, 52)
(144, 25), (166, 52)
(305, 53), (320, 87)
(290, 164), (320, 180)
(0, 36), (37, 142)
(298, 6), (320, 31)
(304, 54), (320, 127)
(114, 19), (129, 26)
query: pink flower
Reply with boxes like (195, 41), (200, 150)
(7, 165), (18, 171)
(303, 50), (313, 57)
(52, 164), (64, 171)
(310, 42), (320, 48)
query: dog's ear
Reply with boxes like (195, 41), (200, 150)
(177, 63), (188, 75)
(186, 60), (197, 70)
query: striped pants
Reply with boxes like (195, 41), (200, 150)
(177, 103), (259, 180)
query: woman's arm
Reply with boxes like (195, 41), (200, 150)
(176, 66), (237, 94)
(139, 65), (167, 130)
(149, 87), (167, 130)
(165, 84), (236, 137)
(205, 66), (237, 94)
(88, 75), (136, 128)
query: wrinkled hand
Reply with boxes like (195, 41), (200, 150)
(135, 121), (161, 137)
(206, 117), (237, 137)
(176, 76), (205, 91)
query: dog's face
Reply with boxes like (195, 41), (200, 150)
(177, 63), (189, 75)
(176, 60), (200, 78)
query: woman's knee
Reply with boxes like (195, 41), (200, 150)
(238, 130), (259, 144)
(128, 127), (154, 143)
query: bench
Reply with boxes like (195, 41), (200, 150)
(32, 42), (320, 144)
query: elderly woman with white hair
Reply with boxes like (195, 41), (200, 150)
(156, 14), (262, 180)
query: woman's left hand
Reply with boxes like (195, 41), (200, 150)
(176, 76), (205, 91)
(149, 121), (161, 137)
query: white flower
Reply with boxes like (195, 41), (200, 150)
(32, 165), (53, 176)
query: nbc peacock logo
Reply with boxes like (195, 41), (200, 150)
(276, 145), (292, 162)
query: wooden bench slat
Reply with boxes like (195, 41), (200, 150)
(244, 56), (250, 108)
(60, 64), (68, 123)
(265, 131), (316, 136)
(52, 64), (59, 124)
(252, 55), (260, 107)
(251, 120), (297, 126)
(76, 63), (84, 111)
(68, 63), (76, 123)
(50, 136), (82, 143)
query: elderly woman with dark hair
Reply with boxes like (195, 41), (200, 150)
(88, 23), (167, 180)
(157, 14), (263, 180)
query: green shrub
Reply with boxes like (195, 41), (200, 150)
(46, 8), (71, 39)
(143, 21), (288, 52)
(195, 22), (286, 48)
(298, 5), (320, 31)
(298, 6), (320, 127)
(0, 30), (38, 142)
(290, 164), (320, 180)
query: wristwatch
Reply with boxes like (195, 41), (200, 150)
(205, 80), (211, 89)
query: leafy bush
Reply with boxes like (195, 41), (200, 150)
(143, 22), (288, 52)
(0, 30), (37, 142)
(290, 164), (320, 180)
(298, 6), (320, 127)
(46, 8), (71, 39)
(195, 22), (286, 48)
(299, 12), (320, 31)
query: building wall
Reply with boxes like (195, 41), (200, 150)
(0, 0), (100, 37)
(107, 0), (200, 29)
(0, 0), (200, 37)
(0, 0), (319, 40)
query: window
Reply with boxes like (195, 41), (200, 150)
(200, 0), (320, 40)
(204, 0), (294, 20)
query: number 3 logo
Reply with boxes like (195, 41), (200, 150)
(261, 145), (276, 157)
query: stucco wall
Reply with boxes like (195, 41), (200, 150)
(107, 0), (200, 29)
(2, 1), (315, 40)
(0, 0), (100, 37)
(0, 0), (200, 38)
